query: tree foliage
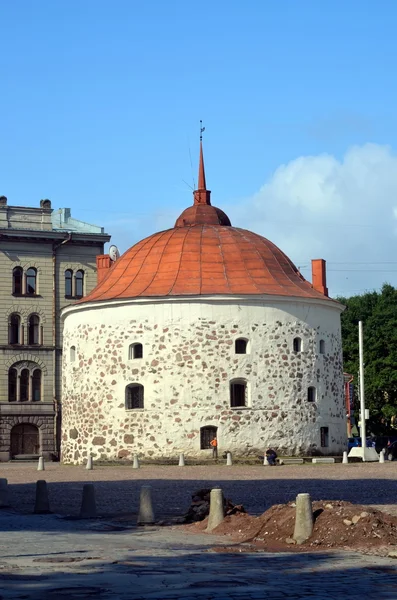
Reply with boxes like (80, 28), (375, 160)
(337, 283), (397, 435)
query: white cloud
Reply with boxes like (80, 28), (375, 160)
(226, 144), (397, 297)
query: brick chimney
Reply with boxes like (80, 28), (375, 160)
(96, 254), (112, 284)
(311, 259), (328, 296)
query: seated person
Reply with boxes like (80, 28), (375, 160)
(265, 448), (277, 466)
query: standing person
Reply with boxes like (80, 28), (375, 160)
(265, 447), (277, 466)
(210, 436), (218, 459)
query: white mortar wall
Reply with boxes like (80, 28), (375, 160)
(61, 296), (346, 463)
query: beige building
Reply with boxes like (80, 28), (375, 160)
(0, 196), (110, 461)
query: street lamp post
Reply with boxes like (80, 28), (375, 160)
(358, 320), (367, 461)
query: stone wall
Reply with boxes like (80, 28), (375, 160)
(61, 297), (346, 464)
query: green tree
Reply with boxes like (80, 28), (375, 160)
(337, 284), (397, 435)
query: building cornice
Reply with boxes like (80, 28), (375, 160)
(0, 229), (111, 244)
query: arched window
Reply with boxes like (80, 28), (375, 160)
(293, 337), (302, 352)
(9, 313), (21, 345)
(20, 369), (29, 402)
(230, 379), (247, 408)
(319, 339), (325, 354)
(12, 267), (23, 295)
(8, 368), (17, 402)
(308, 386), (316, 403)
(128, 343), (143, 360)
(65, 269), (73, 297)
(125, 384), (144, 409)
(28, 314), (40, 345)
(25, 268), (37, 295)
(235, 338), (248, 354)
(200, 426), (217, 449)
(32, 369), (41, 401)
(70, 345), (76, 362)
(75, 270), (84, 298)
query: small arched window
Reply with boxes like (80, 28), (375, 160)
(26, 268), (37, 295)
(65, 269), (73, 297)
(20, 369), (29, 402)
(32, 369), (41, 401)
(75, 270), (84, 298)
(293, 337), (302, 352)
(319, 339), (325, 354)
(28, 314), (40, 345)
(235, 338), (248, 354)
(70, 345), (76, 362)
(125, 384), (144, 409)
(8, 368), (17, 402)
(12, 267), (23, 295)
(200, 426), (218, 449)
(308, 386), (316, 403)
(230, 379), (247, 408)
(128, 343), (143, 360)
(9, 313), (21, 345)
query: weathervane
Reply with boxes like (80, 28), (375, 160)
(200, 120), (205, 142)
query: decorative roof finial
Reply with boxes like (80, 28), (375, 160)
(194, 120), (210, 204)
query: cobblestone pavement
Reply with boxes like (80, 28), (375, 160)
(1, 510), (397, 600)
(1, 461), (397, 517)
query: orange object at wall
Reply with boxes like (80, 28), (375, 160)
(96, 255), (112, 284)
(311, 259), (328, 296)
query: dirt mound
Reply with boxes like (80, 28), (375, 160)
(187, 500), (397, 556)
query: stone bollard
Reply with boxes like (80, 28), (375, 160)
(207, 487), (225, 531)
(342, 451), (348, 464)
(263, 456), (270, 466)
(226, 452), (233, 466)
(133, 455), (140, 469)
(293, 493), (314, 544)
(178, 453), (185, 467)
(37, 456), (45, 471)
(80, 484), (97, 518)
(137, 486), (155, 525)
(0, 478), (10, 508)
(379, 450), (385, 463)
(34, 480), (51, 514)
(86, 455), (93, 470)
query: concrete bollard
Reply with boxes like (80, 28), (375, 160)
(207, 487), (225, 531)
(342, 451), (348, 464)
(80, 484), (97, 518)
(34, 480), (51, 514)
(86, 455), (93, 470)
(263, 456), (270, 466)
(379, 450), (385, 463)
(0, 478), (10, 508)
(178, 453), (185, 467)
(226, 452), (232, 466)
(133, 455), (140, 469)
(137, 486), (155, 525)
(293, 493), (313, 544)
(37, 456), (45, 471)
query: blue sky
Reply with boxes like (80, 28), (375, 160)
(2, 0), (397, 296)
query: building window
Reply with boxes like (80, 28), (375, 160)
(65, 269), (73, 297)
(74, 270), (84, 298)
(20, 369), (29, 402)
(70, 345), (76, 362)
(293, 337), (302, 352)
(28, 314), (40, 345)
(308, 386), (316, 403)
(9, 313), (21, 345)
(125, 384), (144, 409)
(319, 339), (325, 354)
(128, 343), (143, 360)
(8, 368), (17, 402)
(230, 379), (247, 408)
(235, 338), (248, 354)
(320, 427), (329, 447)
(25, 268), (37, 295)
(200, 426), (217, 449)
(32, 369), (41, 401)
(12, 267), (23, 295)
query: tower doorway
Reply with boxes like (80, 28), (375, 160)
(10, 424), (40, 457)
